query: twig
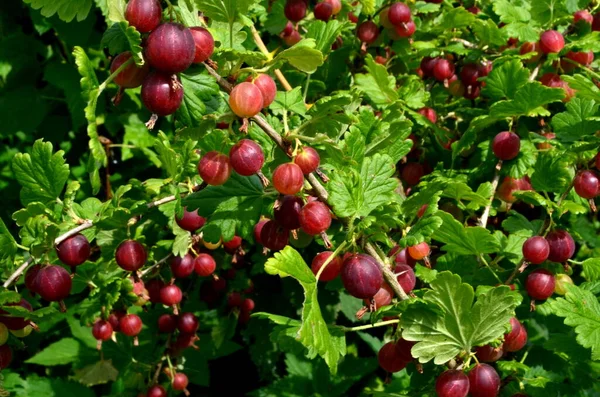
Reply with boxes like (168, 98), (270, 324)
(480, 160), (502, 228)
(365, 243), (410, 301)
(55, 221), (95, 245)
(529, 62), (542, 82)
(3, 258), (33, 289)
(249, 25), (293, 91)
(341, 318), (400, 332)
(140, 254), (173, 278)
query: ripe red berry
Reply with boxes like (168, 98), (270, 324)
(0, 345), (12, 370)
(198, 151), (232, 186)
(314, 2), (333, 21)
(367, 283), (394, 309)
(476, 344), (503, 362)
(417, 107), (437, 123)
(145, 23), (195, 73)
(593, 14), (600, 32)
(172, 372), (189, 391)
(408, 242), (430, 260)
(574, 170), (599, 199)
(273, 163), (305, 195)
(526, 268), (556, 300)
(242, 298), (255, 312)
(357, 21), (379, 44)
(433, 59), (455, 81)
(36, 265), (72, 302)
(274, 195), (303, 230)
(497, 176), (532, 203)
(468, 363), (500, 397)
(158, 313), (178, 333)
(562, 51), (594, 72)
(190, 27), (214, 63)
(492, 131), (520, 160)
(388, 2), (411, 25)
(522, 236), (550, 264)
(546, 230), (575, 263)
(504, 317), (527, 352)
(436, 370), (469, 397)
(395, 20), (416, 37)
(294, 147), (320, 174)
(125, 0), (162, 33)
(596, 152), (600, 169)
(229, 82), (264, 118)
(540, 73), (575, 102)
(324, 0), (341, 14)
(402, 163), (425, 186)
(170, 254), (195, 278)
(92, 319), (113, 341)
(110, 52), (150, 89)
(299, 201), (331, 235)
(141, 72), (184, 116)
(254, 219), (269, 245)
(194, 253), (216, 277)
(56, 233), (91, 268)
(281, 28), (302, 46)
(260, 220), (289, 251)
(284, 0), (307, 21)
(229, 139), (265, 176)
(175, 207), (206, 232)
(160, 284), (183, 309)
(395, 264), (416, 293)
(146, 385), (167, 397)
(223, 236), (242, 253)
(115, 240), (147, 272)
(391, 247), (417, 268)
(520, 42), (541, 62)
(460, 63), (480, 86)
(177, 312), (199, 334)
(574, 10), (593, 24)
(311, 251), (343, 281)
(0, 298), (32, 330)
(378, 341), (407, 373)
(341, 254), (383, 299)
(119, 314), (143, 337)
(420, 56), (438, 78)
(539, 30), (565, 54)
(25, 264), (41, 294)
(253, 74), (277, 108)
(146, 279), (165, 304)
(108, 310), (125, 332)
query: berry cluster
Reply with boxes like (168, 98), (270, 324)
(281, 0), (342, 45)
(111, 0), (215, 124)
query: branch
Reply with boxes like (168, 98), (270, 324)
(140, 254), (172, 278)
(205, 62), (410, 302)
(479, 160), (502, 228)
(55, 221), (95, 245)
(249, 25), (293, 91)
(3, 258), (33, 289)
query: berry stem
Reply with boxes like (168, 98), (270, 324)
(341, 318), (400, 332)
(364, 243), (410, 301)
(479, 160), (502, 228)
(98, 56), (135, 96)
(315, 241), (348, 281)
(249, 25), (293, 91)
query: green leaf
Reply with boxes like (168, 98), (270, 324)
(260, 246), (346, 374)
(23, 0), (93, 22)
(403, 272), (520, 364)
(273, 39), (324, 74)
(436, 7), (476, 31)
(153, 133), (180, 180)
(490, 82), (565, 118)
(176, 0), (200, 27)
(176, 67), (222, 128)
(329, 154), (399, 219)
(530, 0), (568, 27)
(26, 338), (82, 366)
(432, 212), (500, 255)
(0, 218), (17, 261)
(195, 0), (254, 23)
(581, 258), (600, 282)
(306, 20), (347, 55)
(547, 284), (600, 360)
(402, 216), (443, 247)
(354, 56), (399, 106)
(183, 173), (265, 241)
(483, 59), (529, 101)
(101, 22), (143, 64)
(530, 152), (574, 193)
(108, 0), (125, 22)
(471, 19), (506, 46)
(551, 98), (600, 142)
(73, 46), (104, 195)
(11, 140), (70, 206)
(72, 360), (119, 386)
(561, 75), (600, 102)
(270, 87), (306, 116)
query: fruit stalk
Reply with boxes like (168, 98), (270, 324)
(479, 160), (502, 228)
(249, 25), (293, 91)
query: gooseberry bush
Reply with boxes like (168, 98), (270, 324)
(2, 0), (600, 395)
